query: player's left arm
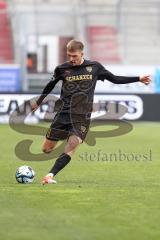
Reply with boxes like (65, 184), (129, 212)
(97, 63), (151, 85)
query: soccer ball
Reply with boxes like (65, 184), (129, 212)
(15, 165), (35, 184)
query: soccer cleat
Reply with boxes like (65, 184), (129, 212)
(41, 175), (57, 185)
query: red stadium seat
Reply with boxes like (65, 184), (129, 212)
(0, 0), (13, 63)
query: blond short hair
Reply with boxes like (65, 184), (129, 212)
(67, 39), (84, 52)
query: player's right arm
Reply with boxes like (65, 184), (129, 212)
(31, 67), (61, 112)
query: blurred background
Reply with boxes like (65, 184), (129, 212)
(0, 0), (160, 121)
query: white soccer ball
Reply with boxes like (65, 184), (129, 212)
(15, 165), (35, 184)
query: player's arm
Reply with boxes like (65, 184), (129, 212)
(97, 63), (151, 85)
(31, 68), (61, 112)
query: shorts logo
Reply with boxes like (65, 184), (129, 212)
(81, 126), (86, 133)
(86, 66), (92, 73)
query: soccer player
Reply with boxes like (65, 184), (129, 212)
(31, 39), (151, 184)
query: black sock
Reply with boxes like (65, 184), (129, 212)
(49, 153), (71, 176)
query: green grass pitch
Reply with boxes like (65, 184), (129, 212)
(0, 122), (160, 240)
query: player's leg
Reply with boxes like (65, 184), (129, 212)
(42, 137), (58, 153)
(64, 134), (82, 155)
(42, 114), (90, 184)
(42, 135), (82, 184)
(49, 134), (82, 174)
(42, 112), (68, 154)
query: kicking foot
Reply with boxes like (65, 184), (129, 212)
(41, 175), (57, 185)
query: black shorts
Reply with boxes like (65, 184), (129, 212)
(46, 112), (91, 141)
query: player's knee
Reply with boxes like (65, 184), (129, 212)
(42, 147), (53, 154)
(68, 140), (78, 150)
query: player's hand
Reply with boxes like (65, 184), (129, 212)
(139, 75), (151, 85)
(31, 102), (39, 112)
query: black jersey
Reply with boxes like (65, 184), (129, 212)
(36, 60), (139, 114)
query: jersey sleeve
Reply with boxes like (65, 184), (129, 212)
(36, 67), (61, 105)
(97, 62), (140, 84)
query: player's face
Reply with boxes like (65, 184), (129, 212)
(67, 50), (84, 66)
